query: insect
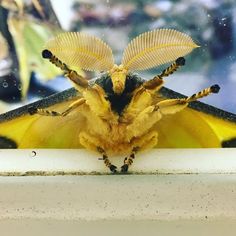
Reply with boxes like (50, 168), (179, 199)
(1, 29), (236, 173)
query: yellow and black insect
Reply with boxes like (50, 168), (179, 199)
(1, 29), (236, 173)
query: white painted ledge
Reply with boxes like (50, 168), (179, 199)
(1, 149), (236, 235)
(1, 174), (236, 235)
(1, 174), (236, 220)
(0, 148), (236, 174)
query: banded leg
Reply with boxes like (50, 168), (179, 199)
(156, 84), (220, 115)
(185, 84), (220, 102)
(42, 49), (88, 90)
(121, 147), (139, 173)
(28, 98), (86, 116)
(97, 147), (117, 173)
(143, 57), (185, 91)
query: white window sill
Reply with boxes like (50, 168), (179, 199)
(1, 149), (236, 235)
(0, 148), (236, 175)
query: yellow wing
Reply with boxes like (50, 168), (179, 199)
(0, 87), (236, 149)
(0, 89), (84, 148)
(156, 87), (236, 148)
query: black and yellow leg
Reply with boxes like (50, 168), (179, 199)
(28, 98), (86, 117)
(121, 147), (139, 173)
(97, 147), (117, 173)
(160, 57), (185, 78)
(143, 57), (185, 90)
(185, 84), (220, 103)
(156, 84), (220, 115)
(42, 49), (88, 89)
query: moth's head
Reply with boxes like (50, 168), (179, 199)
(109, 64), (128, 94)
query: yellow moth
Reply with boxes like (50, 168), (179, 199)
(1, 29), (236, 173)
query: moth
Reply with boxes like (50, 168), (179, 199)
(1, 29), (236, 173)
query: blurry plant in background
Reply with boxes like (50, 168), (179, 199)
(0, 0), (236, 113)
(0, 0), (64, 110)
(0, 32), (8, 60)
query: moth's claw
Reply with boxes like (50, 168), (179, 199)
(121, 164), (129, 173)
(109, 165), (117, 173)
(210, 84), (220, 94)
(28, 106), (38, 115)
(42, 49), (52, 59)
(176, 57), (185, 66)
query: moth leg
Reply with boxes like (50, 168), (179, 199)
(127, 85), (220, 141)
(97, 147), (117, 173)
(121, 147), (139, 173)
(156, 84), (220, 115)
(28, 98), (86, 117)
(184, 84), (220, 102)
(83, 84), (118, 122)
(121, 130), (159, 173)
(143, 57), (185, 91)
(42, 49), (88, 91)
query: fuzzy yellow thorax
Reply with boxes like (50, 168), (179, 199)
(109, 64), (128, 94)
